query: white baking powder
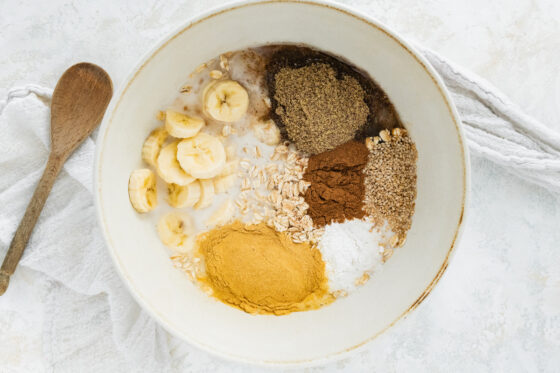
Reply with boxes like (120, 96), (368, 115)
(318, 219), (387, 294)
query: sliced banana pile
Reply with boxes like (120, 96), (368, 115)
(157, 141), (196, 186)
(203, 80), (249, 122)
(206, 198), (235, 227)
(157, 211), (195, 253)
(128, 169), (157, 213)
(177, 132), (226, 179)
(251, 120), (281, 146)
(142, 127), (168, 166)
(167, 182), (201, 208)
(128, 78), (250, 253)
(165, 110), (205, 138)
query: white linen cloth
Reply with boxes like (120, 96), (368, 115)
(0, 49), (559, 372)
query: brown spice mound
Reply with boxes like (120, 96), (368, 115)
(265, 45), (402, 149)
(272, 63), (369, 154)
(303, 140), (369, 227)
(364, 130), (418, 237)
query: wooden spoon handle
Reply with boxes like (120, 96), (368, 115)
(0, 154), (65, 295)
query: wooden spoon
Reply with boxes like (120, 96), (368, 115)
(0, 63), (112, 295)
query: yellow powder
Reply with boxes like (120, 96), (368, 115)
(196, 221), (333, 315)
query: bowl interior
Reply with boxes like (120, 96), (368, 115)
(96, 1), (466, 364)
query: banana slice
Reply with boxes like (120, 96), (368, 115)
(251, 120), (281, 146)
(205, 198), (234, 227)
(128, 169), (157, 213)
(165, 110), (205, 138)
(167, 181), (201, 208)
(176, 133), (226, 179)
(218, 158), (239, 177)
(194, 179), (214, 209)
(213, 174), (237, 194)
(157, 211), (195, 253)
(141, 126), (168, 166)
(157, 141), (195, 185)
(203, 80), (249, 122)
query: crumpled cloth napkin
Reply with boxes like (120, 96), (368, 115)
(0, 48), (559, 372)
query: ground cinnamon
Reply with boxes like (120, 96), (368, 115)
(303, 140), (369, 227)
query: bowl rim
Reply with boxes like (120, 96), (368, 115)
(94, 0), (470, 367)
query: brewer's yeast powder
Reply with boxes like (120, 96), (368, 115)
(197, 221), (333, 315)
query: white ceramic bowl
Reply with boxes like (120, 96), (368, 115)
(95, 0), (469, 366)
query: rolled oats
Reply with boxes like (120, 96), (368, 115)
(263, 96), (271, 108)
(219, 55), (230, 71)
(233, 145), (322, 243)
(209, 70), (223, 79)
(241, 178), (251, 191)
(240, 159), (251, 170)
(382, 248), (394, 262)
(194, 63), (207, 73)
(379, 129), (391, 142)
(355, 272), (370, 286)
(221, 125), (232, 137)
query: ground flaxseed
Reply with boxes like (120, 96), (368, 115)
(265, 45), (403, 150)
(364, 130), (418, 237)
(272, 63), (369, 154)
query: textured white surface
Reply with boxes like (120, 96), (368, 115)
(0, 0), (559, 371)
